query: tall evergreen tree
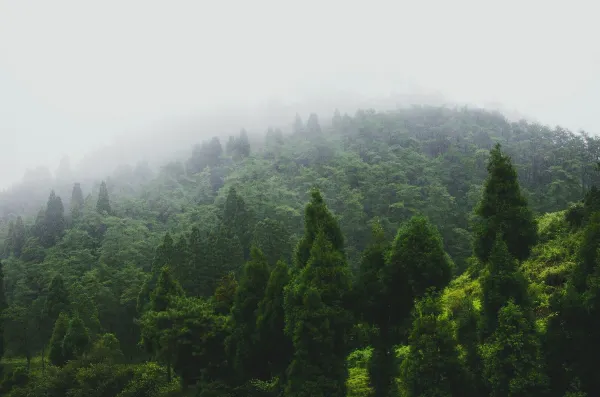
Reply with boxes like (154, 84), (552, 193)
(150, 266), (184, 312)
(295, 189), (344, 268)
(480, 235), (529, 339)
(70, 182), (85, 219)
(41, 274), (70, 371)
(284, 231), (354, 397)
(222, 187), (254, 259)
(400, 292), (467, 397)
(253, 218), (292, 266)
(43, 190), (65, 247)
(293, 114), (305, 135)
(226, 247), (271, 383)
(96, 181), (111, 215)
(237, 129), (251, 158)
(48, 312), (69, 366)
(12, 216), (26, 257)
(474, 143), (537, 263)
(137, 233), (177, 313)
(62, 314), (90, 362)
(256, 260), (293, 382)
(306, 113), (322, 136)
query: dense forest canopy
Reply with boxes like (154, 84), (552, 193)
(1, 105), (600, 396)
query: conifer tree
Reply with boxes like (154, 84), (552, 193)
(43, 190), (65, 247)
(295, 189), (344, 268)
(284, 230), (353, 397)
(96, 180), (111, 215)
(62, 314), (90, 362)
(480, 235), (529, 339)
(306, 113), (322, 136)
(222, 187), (253, 259)
(400, 292), (467, 397)
(256, 260), (292, 381)
(71, 182), (85, 219)
(12, 216), (26, 257)
(226, 247), (270, 383)
(48, 312), (69, 366)
(3, 221), (14, 257)
(137, 233), (177, 313)
(480, 301), (547, 397)
(237, 129), (251, 158)
(293, 114), (305, 135)
(253, 218), (292, 266)
(150, 266), (184, 312)
(474, 143), (537, 263)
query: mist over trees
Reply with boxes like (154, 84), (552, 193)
(1, 104), (600, 396)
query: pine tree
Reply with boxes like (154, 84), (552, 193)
(474, 143), (537, 263)
(48, 312), (69, 366)
(306, 113), (322, 136)
(3, 221), (14, 257)
(253, 218), (292, 266)
(480, 235), (529, 339)
(62, 314), (90, 362)
(12, 217), (26, 257)
(284, 230), (353, 397)
(44, 275), (70, 327)
(150, 266), (184, 312)
(480, 301), (548, 397)
(256, 260), (293, 381)
(237, 129), (251, 158)
(226, 247), (271, 383)
(71, 182), (85, 219)
(137, 233), (177, 313)
(43, 190), (65, 247)
(293, 114), (305, 135)
(400, 293), (467, 397)
(96, 181), (111, 215)
(295, 189), (344, 268)
(355, 221), (394, 397)
(222, 187), (254, 259)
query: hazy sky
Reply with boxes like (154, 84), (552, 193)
(1, 0), (599, 188)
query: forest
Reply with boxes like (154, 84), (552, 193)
(1, 105), (600, 396)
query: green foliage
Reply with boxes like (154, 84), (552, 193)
(480, 300), (548, 397)
(474, 143), (538, 263)
(400, 293), (467, 397)
(43, 190), (66, 247)
(284, 231), (354, 397)
(97, 181), (112, 215)
(256, 260), (292, 380)
(295, 188), (344, 268)
(226, 247), (270, 382)
(62, 314), (90, 362)
(48, 312), (69, 367)
(71, 183), (85, 220)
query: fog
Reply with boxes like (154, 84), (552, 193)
(1, 0), (599, 189)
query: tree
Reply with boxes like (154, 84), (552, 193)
(253, 218), (292, 266)
(41, 274), (70, 371)
(222, 187), (254, 259)
(71, 182), (85, 219)
(293, 114), (305, 135)
(480, 235), (529, 339)
(295, 189), (344, 268)
(474, 143), (537, 263)
(43, 190), (65, 247)
(226, 247), (270, 383)
(137, 233), (177, 313)
(256, 260), (292, 381)
(237, 129), (251, 159)
(96, 181), (112, 215)
(306, 113), (322, 136)
(48, 311), (69, 366)
(480, 300), (548, 397)
(12, 217), (26, 257)
(400, 292), (467, 397)
(284, 231), (354, 397)
(62, 314), (90, 362)
(150, 266), (184, 313)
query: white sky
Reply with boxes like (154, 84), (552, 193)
(1, 0), (599, 187)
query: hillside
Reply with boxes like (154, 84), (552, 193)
(1, 105), (600, 396)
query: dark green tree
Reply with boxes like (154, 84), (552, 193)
(222, 187), (254, 259)
(237, 129), (251, 159)
(62, 314), (90, 362)
(96, 180), (112, 215)
(480, 300), (548, 397)
(400, 292), (467, 397)
(226, 247), (270, 383)
(150, 266), (184, 313)
(480, 235), (529, 339)
(474, 143), (537, 263)
(284, 231), (354, 397)
(295, 189), (344, 268)
(42, 190), (65, 247)
(213, 271), (238, 315)
(48, 311), (69, 366)
(41, 274), (70, 371)
(253, 218), (292, 266)
(12, 217), (26, 257)
(71, 182), (85, 219)
(137, 233), (177, 313)
(256, 260), (293, 382)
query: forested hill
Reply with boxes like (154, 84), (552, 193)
(1, 105), (600, 396)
